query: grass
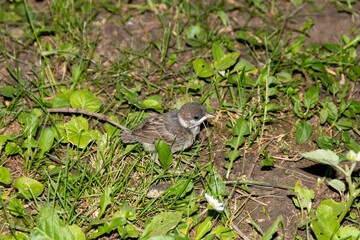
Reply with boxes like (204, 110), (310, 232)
(0, 0), (360, 239)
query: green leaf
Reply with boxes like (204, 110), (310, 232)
(213, 52), (240, 71)
(296, 120), (312, 144)
(69, 89), (103, 112)
(335, 117), (354, 130)
(18, 111), (40, 137)
(99, 187), (112, 218)
(261, 216), (284, 240)
(90, 217), (127, 239)
(30, 207), (75, 240)
(142, 95), (163, 112)
(212, 225), (237, 240)
(292, 181), (314, 210)
(1, 85), (16, 98)
(5, 142), (22, 156)
(328, 179), (345, 196)
(226, 136), (245, 149)
(207, 172), (226, 196)
(0, 167), (12, 185)
(64, 116), (100, 148)
(38, 127), (55, 159)
(68, 225), (86, 240)
(119, 84), (146, 109)
(166, 179), (193, 198)
(324, 101), (338, 120)
(232, 59), (258, 75)
(319, 108), (328, 124)
(185, 25), (207, 47)
(115, 203), (137, 221)
(141, 212), (182, 239)
(302, 149), (340, 167)
(195, 217), (212, 240)
(14, 177), (44, 199)
(314, 135), (339, 150)
(232, 117), (250, 136)
(0, 134), (13, 147)
(155, 139), (173, 170)
(193, 58), (216, 78)
(212, 42), (225, 61)
(118, 224), (139, 239)
(304, 86), (319, 109)
(8, 198), (25, 217)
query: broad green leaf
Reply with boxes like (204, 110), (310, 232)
(213, 52), (240, 71)
(18, 111), (40, 137)
(193, 58), (216, 78)
(185, 25), (207, 47)
(0, 134), (14, 147)
(119, 84), (146, 109)
(232, 59), (258, 75)
(166, 179), (193, 198)
(328, 179), (345, 195)
(38, 127), (55, 159)
(338, 226), (360, 239)
(216, 11), (229, 26)
(212, 225), (237, 240)
(69, 89), (103, 112)
(14, 177), (44, 199)
(232, 117), (250, 136)
(5, 142), (22, 155)
(155, 139), (173, 170)
(212, 42), (225, 61)
(319, 108), (328, 124)
(304, 86), (319, 109)
(302, 149), (340, 167)
(115, 203), (137, 221)
(30, 207), (75, 240)
(99, 187), (112, 218)
(90, 217), (127, 239)
(53, 123), (68, 143)
(207, 172), (226, 196)
(324, 101), (338, 120)
(8, 198), (25, 217)
(314, 135), (339, 150)
(68, 225), (86, 240)
(1, 85), (16, 98)
(344, 139), (360, 152)
(261, 216), (284, 240)
(64, 116), (100, 148)
(292, 181), (314, 210)
(0, 167), (12, 185)
(225, 150), (240, 162)
(335, 117), (354, 130)
(236, 30), (262, 46)
(195, 217), (212, 240)
(118, 224), (139, 239)
(296, 120), (312, 144)
(226, 136), (245, 149)
(142, 95), (163, 112)
(141, 212), (182, 239)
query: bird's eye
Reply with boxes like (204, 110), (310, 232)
(193, 115), (200, 120)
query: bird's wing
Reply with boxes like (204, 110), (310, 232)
(130, 116), (178, 144)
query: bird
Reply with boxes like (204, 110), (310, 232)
(121, 102), (213, 153)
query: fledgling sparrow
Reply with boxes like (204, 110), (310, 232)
(121, 103), (213, 153)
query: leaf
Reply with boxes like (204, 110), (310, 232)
(314, 135), (339, 150)
(195, 217), (212, 240)
(302, 149), (340, 167)
(207, 172), (226, 196)
(296, 120), (312, 144)
(261, 216), (284, 240)
(185, 25), (207, 47)
(232, 117), (250, 136)
(292, 181), (314, 210)
(18, 111), (40, 137)
(232, 59), (258, 75)
(142, 95), (163, 112)
(90, 217), (127, 239)
(115, 203), (137, 221)
(69, 89), (103, 112)
(68, 225), (86, 240)
(14, 177), (44, 199)
(213, 52), (240, 71)
(5, 142), (22, 156)
(166, 179), (193, 198)
(0, 166), (12, 185)
(64, 116), (100, 148)
(119, 85), (146, 109)
(324, 101), (338, 120)
(30, 207), (75, 240)
(118, 224), (139, 239)
(212, 42), (225, 61)
(155, 139), (173, 170)
(38, 127), (55, 159)
(8, 198), (25, 217)
(193, 58), (216, 78)
(212, 225), (237, 240)
(140, 212), (182, 239)
(226, 136), (245, 149)
(304, 86), (319, 110)
(99, 187), (112, 218)
(328, 179), (345, 195)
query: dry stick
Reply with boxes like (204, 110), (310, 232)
(47, 107), (129, 131)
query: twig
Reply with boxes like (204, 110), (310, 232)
(47, 107), (129, 131)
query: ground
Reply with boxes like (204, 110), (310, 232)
(0, 0), (359, 239)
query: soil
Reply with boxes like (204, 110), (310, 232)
(1, 0), (359, 239)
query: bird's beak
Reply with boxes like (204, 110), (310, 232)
(206, 113), (214, 119)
